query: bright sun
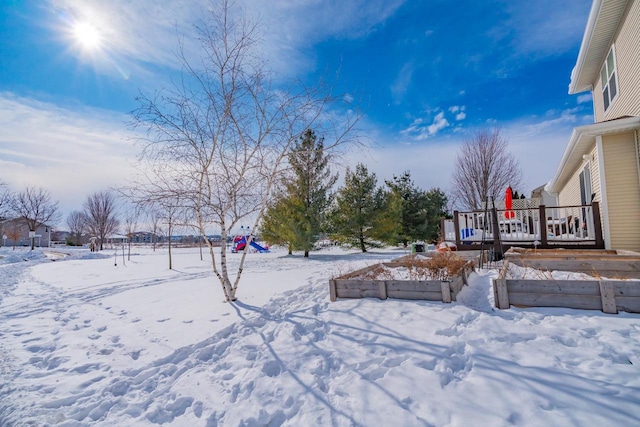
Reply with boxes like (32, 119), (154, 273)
(72, 22), (102, 50)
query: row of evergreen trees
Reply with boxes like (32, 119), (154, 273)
(259, 129), (450, 257)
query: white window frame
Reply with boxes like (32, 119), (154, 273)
(600, 45), (619, 112)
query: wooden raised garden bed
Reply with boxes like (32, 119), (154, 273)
(329, 254), (475, 303)
(503, 247), (640, 279)
(493, 259), (640, 314)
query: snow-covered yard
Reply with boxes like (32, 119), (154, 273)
(1, 246), (639, 426)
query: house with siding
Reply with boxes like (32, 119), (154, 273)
(0, 218), (52, 248)
(547, 0), (640, 251)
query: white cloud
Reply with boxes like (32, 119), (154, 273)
(359, 106), (594, 199)
(577, 93), (592, 104)
(48, 0), (406, 79)
(0, 92), (139, 218)
(521, 107), (583, 133)
(449, 105), (466, 121)
(338, 134), (463, 195)
(391, 62), (415, 104)
(401, 109), (459, 141)
(427, 112), (450, 137)
(502, 0), (591, 58)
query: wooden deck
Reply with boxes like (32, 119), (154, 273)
(443, 202), (605, 251)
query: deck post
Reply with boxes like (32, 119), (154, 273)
(453, 211), (461, 248)
(592, 201), (605, 249)
(539, 205), (548, 248)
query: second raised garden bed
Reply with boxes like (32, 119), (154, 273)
(329, 253), (475, 303)
(493, 254), (640, 314)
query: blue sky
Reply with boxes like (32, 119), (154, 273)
(0, 0), (594, 218)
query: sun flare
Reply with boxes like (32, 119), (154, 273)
(72, 22), (102, 50)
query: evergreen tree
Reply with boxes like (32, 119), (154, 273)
(261, 129), (336, 257)
(423, 188), (449, 242)
(260, 192), (298, 254)
(385, 171), (429, 246)
(328, 164), (388, 252)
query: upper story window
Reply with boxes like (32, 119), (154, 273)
(601, 46), (618, 111)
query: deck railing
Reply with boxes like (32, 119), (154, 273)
(443, 202), (604, 250)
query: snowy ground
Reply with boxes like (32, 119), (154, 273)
(1, 245), (639, 426)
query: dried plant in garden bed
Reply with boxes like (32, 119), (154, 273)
(355, 252), (468, 281)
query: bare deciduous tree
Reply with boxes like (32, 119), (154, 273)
(147, 208), (162, 252)
(10, 187), (60, 250)
(130, 0), (358, 301)
(450, 129), (523, 211)
(0, 182), (12, 219)
(66, 211), (85, 246)
(5, 222), (24, 250)
(123, 208), (139, 261)
(83, 191), (119, 250)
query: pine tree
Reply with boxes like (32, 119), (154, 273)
(328, 164), (388, 252)
(260, 192), (298, 254)
(423, 188), (449, 242)
(261, 129), (336, 257)
(385, 171), (430, 246)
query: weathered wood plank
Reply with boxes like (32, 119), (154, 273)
(494, 279), (510, 309)
(386, 281), (442, 292)
(329, 280), (337, 302)
(508, 293), (602, 310)
(336, 288), (382, 299)
(441, 281), (452, 303)
(386, 290), (443, 300)
(450, 277), (465, 301)
(614, 281), (640, 297)
(506, 259), (640, 279)
(335, 280), (380, 290)
(506, 280), (600, 295)
(599, 281), (618, 314)
(506, 248), (618, 256)
(615, 296), (640, 313)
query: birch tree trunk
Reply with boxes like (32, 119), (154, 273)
(129, 0), (359, 301)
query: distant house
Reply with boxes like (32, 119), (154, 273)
(547, 0), (640, 251)
(129, 231), (160, 244)
(106, 234), (128, 246)
(1, 218), (52, 248)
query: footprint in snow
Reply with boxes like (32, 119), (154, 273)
(262, 360), (282, 377)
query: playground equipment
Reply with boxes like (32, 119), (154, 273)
(231, 228), (269, 253)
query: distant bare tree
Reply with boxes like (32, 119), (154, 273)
(123, 208), (139, 261)
(147, 209), (162, 251)
(5, 222), (24, 250)
(10, 187), (60, 250)
(83, 191), (119, 250)
(0, 182), (12, 219)
(450, 129), (523, 211)
(130, 0), (358, 301)
(66, 211), (85, 246)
